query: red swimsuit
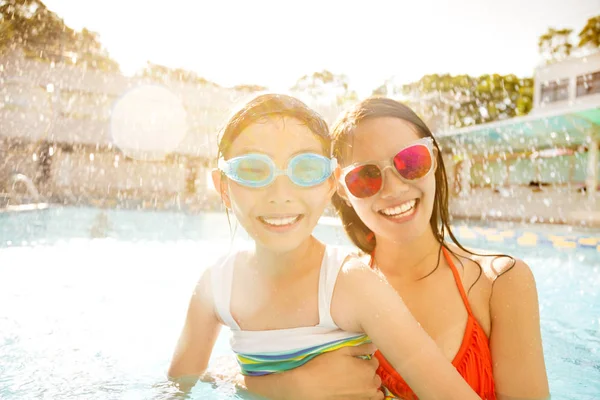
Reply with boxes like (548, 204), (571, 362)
(372, 247), (496, 400)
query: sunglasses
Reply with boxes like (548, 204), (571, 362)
(218, 152), (337, 188)
(340, 137), (435, 198)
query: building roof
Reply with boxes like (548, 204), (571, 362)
(436, 103), (600, 155)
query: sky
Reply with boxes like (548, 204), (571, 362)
(43, 0), (600, 96)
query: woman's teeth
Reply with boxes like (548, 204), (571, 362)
(379, 200), (417, 217)
(259, 215), (301, 226)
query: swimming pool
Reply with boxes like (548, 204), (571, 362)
(1, 207), (598, 399)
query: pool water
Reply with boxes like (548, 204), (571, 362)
(1, 207), (599, 399)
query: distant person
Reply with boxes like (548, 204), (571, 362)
(90, 212), (110, 238)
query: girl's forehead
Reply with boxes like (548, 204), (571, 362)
(229, 117), (325, 157)
(349, 117), (422, 160)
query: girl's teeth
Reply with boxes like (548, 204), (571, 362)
(380, 200), (416, 216)
(261, 216), (300, 226)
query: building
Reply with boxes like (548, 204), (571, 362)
(437, 51), (600, 225)
(0, 51), (256, 210)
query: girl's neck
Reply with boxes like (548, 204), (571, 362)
(252, 235), (324, 277)
(372, 227), (442, 280)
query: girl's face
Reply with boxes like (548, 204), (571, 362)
(214, 117), (336, 253)
(338, 117), (437, 245)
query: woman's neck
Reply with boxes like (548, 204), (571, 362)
(252, 236), (324, 277)
(373, 227), (442, 280)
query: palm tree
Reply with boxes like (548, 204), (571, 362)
(578, 16), (600, 49)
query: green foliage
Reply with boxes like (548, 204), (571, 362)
(291, 69), (358, 107)
(578, 15), (600, 48)
(398, 73), (534, 130)
(0, 0), (119, 71)
(232, 84), (268, 93)
(137, 62), (219, 86)
(538, 27), (573, 62)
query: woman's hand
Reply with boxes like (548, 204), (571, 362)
(245, 343), (384, 400)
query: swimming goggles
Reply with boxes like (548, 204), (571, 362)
(218, 152), (337, 188)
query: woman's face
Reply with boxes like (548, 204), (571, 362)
(338, 117), (437, 245)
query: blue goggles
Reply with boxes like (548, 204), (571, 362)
(218, 153), (337, 188)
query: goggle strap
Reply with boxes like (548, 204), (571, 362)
(217, 158), (230, 175)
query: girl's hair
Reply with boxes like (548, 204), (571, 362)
(330, 97), (514, 288)
(217, 93), (330, 159)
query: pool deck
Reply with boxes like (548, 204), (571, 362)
(450, 186), (600, 227)
(0, 203), (50, 213)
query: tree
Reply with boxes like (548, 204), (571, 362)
(232, 84), (268, 93)
(578, 15), (600, 49)
(371, 77), (406, 98)
(138, 62), (219, 86)
(371, 83), (388, 97)
(291, 69), (358, 107)
(538, 27), (573, 63)
(0, 0), (119, 71)
(399, 73), (533, 131)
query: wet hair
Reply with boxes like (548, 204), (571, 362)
(217, 93), (330, 160)
(331, 97), (514, 290)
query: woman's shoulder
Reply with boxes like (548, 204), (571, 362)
(445, 242), (534, 294)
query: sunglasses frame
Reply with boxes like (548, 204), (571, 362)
(218, 152), (338, 188)
(339, 137), (436, 198)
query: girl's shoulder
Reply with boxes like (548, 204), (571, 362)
(334, 247), (370, 267)
(199, 246), (252, 289)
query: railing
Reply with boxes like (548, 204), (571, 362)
(7, 173), (42, 204)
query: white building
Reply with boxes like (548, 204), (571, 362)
(534, 50), (600, 113)
(437, 51), (600, 225)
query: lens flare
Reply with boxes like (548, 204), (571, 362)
(110, 85), (188, 160)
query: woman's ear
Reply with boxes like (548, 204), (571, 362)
(211, 169), (232, 209)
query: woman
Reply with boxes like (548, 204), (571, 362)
(245, 98), (550, 400)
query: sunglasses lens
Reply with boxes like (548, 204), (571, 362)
(345, 164), (382, 198)
(393, 144), (432, 180)
(235, 158), (271, 183)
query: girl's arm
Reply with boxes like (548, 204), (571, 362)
(488, 259), (550, 400)
(244, 343), (384, 400)
(168, 267), (222, 380)
(331, 259), (480, 400)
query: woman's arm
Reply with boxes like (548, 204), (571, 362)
(489, 259), (550, 400)
(244, 343), (384, 400)
(331, 260), (480, 400)
(168, 268), (222, 380)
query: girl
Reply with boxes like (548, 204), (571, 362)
(168, 94), (482, 399)
(245, 98), (550, 400)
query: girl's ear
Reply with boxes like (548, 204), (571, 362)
(211, 169), (232, 209)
